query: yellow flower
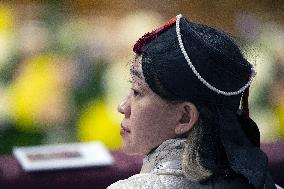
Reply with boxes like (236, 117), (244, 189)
(0, 4), (13, 33)
(8, 54), (60, 130)
(77, 100), (122, 149)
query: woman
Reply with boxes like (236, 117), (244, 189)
(107, 14), (280, 189)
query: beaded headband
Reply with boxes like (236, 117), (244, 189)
(175, 14), (256, 96)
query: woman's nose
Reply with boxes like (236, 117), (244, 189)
(117, 96), (130, 116)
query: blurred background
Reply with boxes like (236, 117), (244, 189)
(0, 0), (283, 154)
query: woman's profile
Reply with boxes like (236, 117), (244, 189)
(107, 14), (280, 189)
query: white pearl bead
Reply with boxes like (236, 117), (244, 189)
(175, 14), (255, 96)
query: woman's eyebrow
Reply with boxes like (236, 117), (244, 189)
(130, 66), (143, 80)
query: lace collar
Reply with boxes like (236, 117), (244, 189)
(140, 138), (186, 174)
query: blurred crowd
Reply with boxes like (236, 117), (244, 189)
(0, 2), (283, 154)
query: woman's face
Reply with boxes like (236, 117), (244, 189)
(117, 57), (180, 155)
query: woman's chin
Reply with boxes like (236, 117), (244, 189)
(121, 142), (135, 155)
(121, 141), (143, 155)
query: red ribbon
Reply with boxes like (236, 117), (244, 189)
(133, 17), (177, 54)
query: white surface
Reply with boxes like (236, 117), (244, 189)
(13, 141), (113, 172)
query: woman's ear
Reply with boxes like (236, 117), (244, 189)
(175, 103), (199, 135)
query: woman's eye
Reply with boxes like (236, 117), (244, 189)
(131, 88), (140, 97)
(133, 90), (139, 96)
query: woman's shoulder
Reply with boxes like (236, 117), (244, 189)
(107, 173), (162, 189)
(107, 172), (214, 189)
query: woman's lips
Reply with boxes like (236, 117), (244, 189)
(120, 123), (130, 136)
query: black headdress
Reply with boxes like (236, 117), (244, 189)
(133, 14), (276, 189)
